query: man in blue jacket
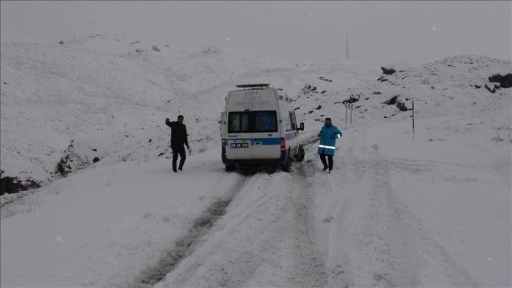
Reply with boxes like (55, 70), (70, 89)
(318, 117), (342, 173)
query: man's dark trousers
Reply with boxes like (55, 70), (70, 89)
(319, 153), (333, 171)
(171, 143), (186, 172)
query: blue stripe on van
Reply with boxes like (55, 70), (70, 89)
(227, 138), (281, 145)
(253, 138), (281, 145)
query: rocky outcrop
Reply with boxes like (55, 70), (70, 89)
(384, 95), (408, 111)
(489, 73), (512, 88)
(381, 67), (396, 75)
(384, 95), (399, 105)
(396, 99), (409, 111)
(56, 140), (90, 177)
(1, 176), (41, 195)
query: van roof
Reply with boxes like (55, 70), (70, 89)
(235, 84), (270, 89)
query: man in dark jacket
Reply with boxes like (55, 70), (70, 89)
(318, 117), (342, 173)
(165, 115), (190, 173)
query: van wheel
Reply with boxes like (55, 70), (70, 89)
(281, 148), (292, 172)
(225, 164), (236, 172)
(281, 161), (291, 172)
(295, 145), (305, 162)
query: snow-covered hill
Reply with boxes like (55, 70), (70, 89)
(0, 35), (295, 186)
(1, 35), (510, 287)
(1, 36), (509, 189)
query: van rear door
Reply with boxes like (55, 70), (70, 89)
(251, 110), (281, 159)
(225, 112), (253, 160)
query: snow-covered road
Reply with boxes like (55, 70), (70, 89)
(312, 126), (481, 287)
(154, 125), (485, 288)
(154, 153), (329, 288)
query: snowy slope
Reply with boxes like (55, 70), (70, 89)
(1, 35), (510, 287)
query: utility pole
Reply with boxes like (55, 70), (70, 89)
(346, 33), (349, 60)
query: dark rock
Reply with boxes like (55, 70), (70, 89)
(57, 154), (71, 176)
(384, 95), (399, 105)
(485, 84), (496, 93)
(1, 176), (41, 195)
(316, 105), (322, 110)
(396, 100), (408, 111)
(56, 142), (89, 176)
(381, 67), (396, 75)
(58, 40), (64, 45)
(377, 77), (388, 82)
(342, 94), (361, 104)
(488, 73), (512, 88)
(93, 157), (101, 163)
(319, 77), (332, 82)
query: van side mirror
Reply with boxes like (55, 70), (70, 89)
(298, 122), (304, 131)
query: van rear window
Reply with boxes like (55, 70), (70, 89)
(228, 111), (278, 133)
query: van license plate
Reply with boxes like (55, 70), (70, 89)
(231, 143), (248, 148)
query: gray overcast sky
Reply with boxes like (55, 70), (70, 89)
(1, 1), (511, 65)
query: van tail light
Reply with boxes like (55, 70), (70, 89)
(222, 138), (227, 153)
(280, 137), (286, 152)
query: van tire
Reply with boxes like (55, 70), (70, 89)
(295, 145), (305, 162)
(281, 148), (292, 172)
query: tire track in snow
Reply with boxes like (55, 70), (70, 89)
(152, 163), (329, 287)
(321, 126), (423, 287)
(129, 175), (248, 288)
(161, 172), (291, 288)
(331, 126), (479, 287)
(286, 162), (329, 288)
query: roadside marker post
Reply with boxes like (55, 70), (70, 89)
(345, 103), (348, 124)
(350, 103), (353, 124)
(344, 102), (354, 125)
(412, 99), (415, 140)
(344, 102), (353, 125)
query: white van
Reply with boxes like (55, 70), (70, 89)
(220, 84), (305, 172)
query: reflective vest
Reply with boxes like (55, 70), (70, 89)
(317, 124), (342, 156)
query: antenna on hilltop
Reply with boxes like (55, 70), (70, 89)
(346, 33), (349, 60)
